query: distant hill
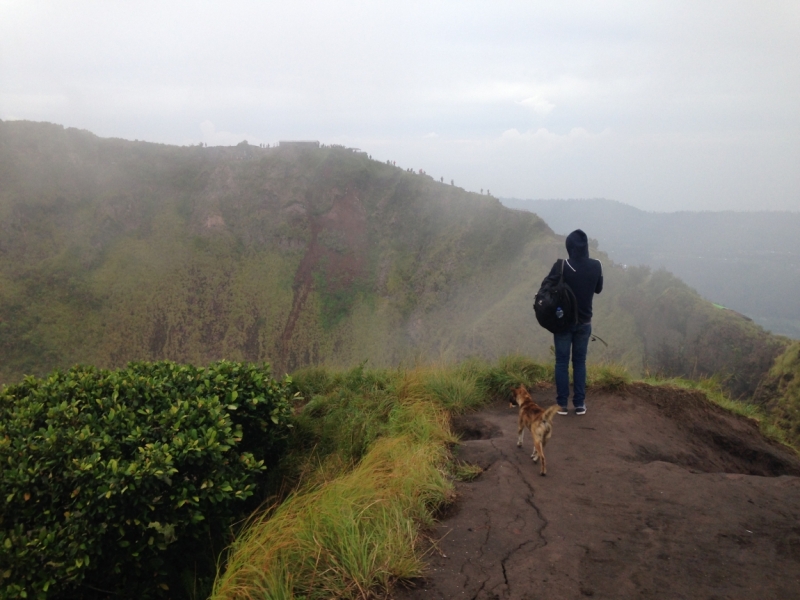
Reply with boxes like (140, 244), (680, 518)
(501, 198), (800, 339)
(0, 121), (788, 399)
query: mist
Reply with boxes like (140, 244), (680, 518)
(1, 0), (799, 212)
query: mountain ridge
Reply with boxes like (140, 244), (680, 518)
(0, 120), (787, 401)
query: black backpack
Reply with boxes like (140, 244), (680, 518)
(533, 259), (578, 333)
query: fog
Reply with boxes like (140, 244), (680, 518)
(1, 0), (798, 211)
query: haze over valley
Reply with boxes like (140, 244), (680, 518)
(502, 198), (800, 339)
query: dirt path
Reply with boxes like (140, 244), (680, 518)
(393, 384), (800, 599)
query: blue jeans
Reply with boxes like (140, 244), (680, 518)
(554, 323), (592, 409)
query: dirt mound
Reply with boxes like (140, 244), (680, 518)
(620, 383), (800, 477)
(394, 384), (800, 599)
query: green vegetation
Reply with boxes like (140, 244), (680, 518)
(451, 460), (484, 482)
(1, 353), (797, 599)
(588, 363), (632, 392)
(754, 341), (800, 448)
(0, 361), (295, 600)
(212, 432), (450, 600)
(212, 357), (552, 600)
(0, 120), (785, 405)
(0, 355), (552, 599)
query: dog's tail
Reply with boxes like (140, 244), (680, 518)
(542, 405), (560, 424)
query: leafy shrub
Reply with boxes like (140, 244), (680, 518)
(0, 361), (295, 600)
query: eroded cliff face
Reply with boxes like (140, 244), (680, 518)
(0, 120), (786, 403)
(278, 186), (369, 371)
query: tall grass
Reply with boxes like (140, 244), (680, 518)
(212, 356), (553, 600)
(458, 354), (553, 405)
(212, 435), (451, 600)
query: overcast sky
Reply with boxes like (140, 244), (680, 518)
(1, 1), (798, 211)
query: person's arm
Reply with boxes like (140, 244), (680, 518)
(595, 261), (604, 294)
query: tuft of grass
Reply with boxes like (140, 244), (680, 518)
(588, 363), (632, 391)
(397, 355), (553, 414)
(450, 460), (483, 482)
(402, 365), (485, 414)
(459, 355), (552, 405)
(212, 364), (466, 600)
(291, 366), (335, 397)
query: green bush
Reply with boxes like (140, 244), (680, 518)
(0, 361), (295, 600)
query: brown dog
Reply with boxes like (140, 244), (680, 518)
(511, 385), (559, 476)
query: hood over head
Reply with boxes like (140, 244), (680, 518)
(566, 229), (589, 259)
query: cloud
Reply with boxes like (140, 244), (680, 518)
(0, 92), (71, 119)
(517, 95), (555, 115)
(499, 126), (609, 145)
(1, 1), (798, 210)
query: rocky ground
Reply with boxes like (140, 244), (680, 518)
(393, 383), (800, 600)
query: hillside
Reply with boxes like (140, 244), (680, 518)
(755, 341), (800, 447)
(0, 121), (788, 398)
(501, 198), (800, 339)
(396, 384), (800, 600)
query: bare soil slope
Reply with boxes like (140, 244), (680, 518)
(395, 384), (800, 599)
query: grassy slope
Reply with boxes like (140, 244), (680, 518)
(0, 120), (785, 399)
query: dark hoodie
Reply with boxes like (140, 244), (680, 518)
(543, 229), (603, 324)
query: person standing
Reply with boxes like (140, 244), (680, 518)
(541, 229), (603, 415)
